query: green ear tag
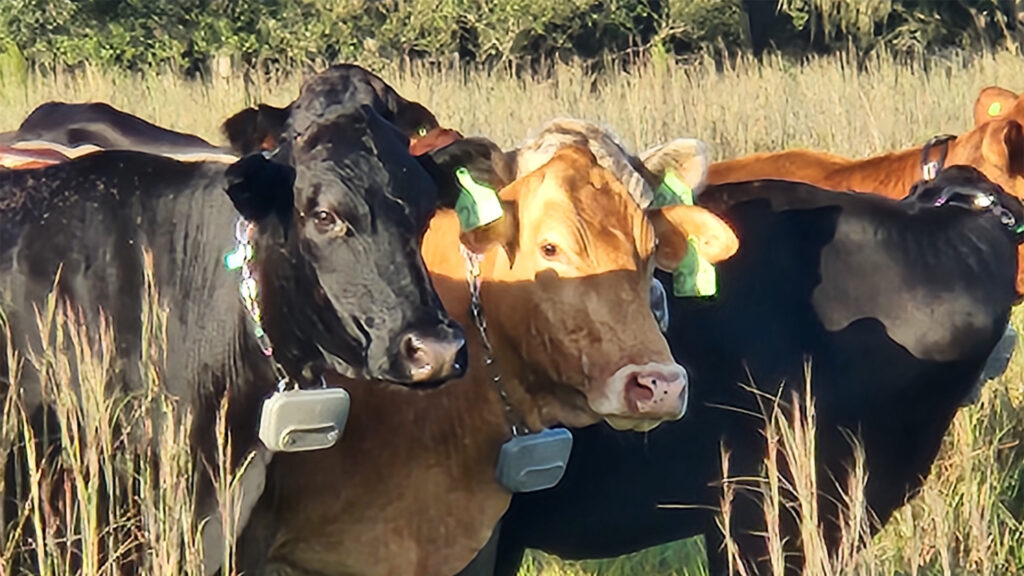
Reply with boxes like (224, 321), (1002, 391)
(653, 169), (695, 208)
(673, 237), (717, 297)
(455, 166), (504, 231)
(989, 101), (1003, 117)
(653, 170), (717, 297)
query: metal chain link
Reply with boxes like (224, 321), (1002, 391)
(230, 217), (307, 392)
(461, 244), (531, 436)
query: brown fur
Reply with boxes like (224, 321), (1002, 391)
(240, 136), (738, 576)
(974, 86), (1019, 126)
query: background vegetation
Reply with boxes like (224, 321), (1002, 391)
(3, 46), (1024, 575)
(0, 0), (1022, 77)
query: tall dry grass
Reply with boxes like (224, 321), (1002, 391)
(1, 48), (1024, 575)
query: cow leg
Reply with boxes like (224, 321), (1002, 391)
(454, 519), (502, 576)
(199, 444), (274, 576)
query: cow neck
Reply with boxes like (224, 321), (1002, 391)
(916, 182), (1024, 240)
(226, 217), (319, 391)
(460, 243), (536, 436)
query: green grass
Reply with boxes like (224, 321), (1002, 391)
(2, 48), (1024, 575)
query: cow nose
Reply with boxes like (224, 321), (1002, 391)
(625, 366), (689, 419)
(396, 329), (468, 384)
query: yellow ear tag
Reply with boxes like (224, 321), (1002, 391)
(655, 169), (717, 298)
(454, 166), (504, 231)
(989, 101), (1003, 117)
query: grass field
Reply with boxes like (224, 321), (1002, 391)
(3, 48), (1024, 575)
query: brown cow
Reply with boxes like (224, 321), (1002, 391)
(233, 120), (739, 576)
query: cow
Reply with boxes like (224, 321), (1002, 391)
(0, 100), (237, 161)
(705, 88), (1024, 390)
(0, 64), (475, 575)
(229, 119), (742, 576)
(706, 81), (1024, 207)
(481, 165), (1024, 576)
(220, 64), (462, 159)
(0, 65), (461, 171)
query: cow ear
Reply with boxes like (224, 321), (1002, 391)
(650, 204), (738, 271)
(460, 199), (519, 263)
(974, 86), (1018, 126)
(982, 119), (1024, 179)
(222, 104), (291, 156)
(224, 154), (296, 230)
(639, 138), (710, 205)
(418, 137), (515, 208)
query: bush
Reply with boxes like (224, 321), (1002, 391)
(0, 0), (1020, 75)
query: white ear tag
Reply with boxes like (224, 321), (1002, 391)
(496, 428), (573, 493)
(258, 387), (351, 452)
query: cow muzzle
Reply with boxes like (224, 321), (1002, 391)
(388, 324), (468, 386)
(593, 362), (689, 431)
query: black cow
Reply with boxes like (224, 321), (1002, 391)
(0, 66), (460, 172)
(221, 64), (462, 158)
(0, 65), (479, 574)
(2, 100), (228, 156)
(476, 166), (1023, 576)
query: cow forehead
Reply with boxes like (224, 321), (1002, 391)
(289, 110), (435, 223)
(516, 151), (654, 267)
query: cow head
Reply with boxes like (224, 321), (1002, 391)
(423, 123), (738, 432)
(946, 92), (1024, 202)
(222, 66), (462, 158)
(223, 66), (468, 387)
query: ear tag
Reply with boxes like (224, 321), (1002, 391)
(258, 387), (351, 453)
(673, 237), (718, 297)
(455, 166), (504, 231)
(656, 170), (718, 298)
(654, 169), (695, 207)
(989, 101), (1003, 117)
(496, 428), (573, 493)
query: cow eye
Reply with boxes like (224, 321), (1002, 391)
(312, 209), (349, 236)
(540, 243), (559, 259)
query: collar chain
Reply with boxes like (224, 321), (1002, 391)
(226, 218), (303, 392)
(460, 243), (531, 437)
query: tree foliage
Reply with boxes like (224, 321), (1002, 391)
(0, 0), (1020, 75)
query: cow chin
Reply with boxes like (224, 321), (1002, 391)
(586, 362), (690, 427)
(603, 415), (666, 433)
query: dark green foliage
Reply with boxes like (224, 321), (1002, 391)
(0, 0), (1020, 74)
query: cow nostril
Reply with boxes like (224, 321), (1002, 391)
(627, 376), (657, 403)
(395, 330), (467, 383)
(401, 333), (427, 363)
